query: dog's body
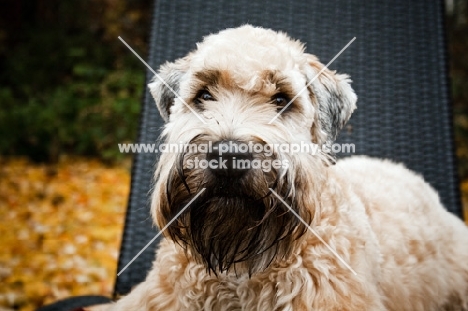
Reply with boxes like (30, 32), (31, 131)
(93, 26), (468, 310)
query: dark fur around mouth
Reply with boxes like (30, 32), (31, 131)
(158, 139), (310, 275)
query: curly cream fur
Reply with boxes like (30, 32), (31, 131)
(88, 25), (468, 311)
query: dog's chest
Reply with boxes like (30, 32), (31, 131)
(181, 263), (312, 311)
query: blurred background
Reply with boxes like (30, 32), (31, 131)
(0, 0), (467, 310)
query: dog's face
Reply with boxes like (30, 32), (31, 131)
(149, 25), (356, 274)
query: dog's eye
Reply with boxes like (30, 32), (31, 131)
(272, 93), (290, 107)
(194, 90), (215, 104)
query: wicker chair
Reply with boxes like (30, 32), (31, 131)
(38, 0), (462, 309)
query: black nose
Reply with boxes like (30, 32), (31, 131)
(206, 141), (253, 177)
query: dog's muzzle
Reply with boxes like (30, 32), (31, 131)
(206, 140), (253, 178)
(161, 136), (308, 274)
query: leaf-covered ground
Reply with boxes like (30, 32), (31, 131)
(463, 180), (468, 221)
(0, 157), (467, 311)
(0, 158), (130, 311)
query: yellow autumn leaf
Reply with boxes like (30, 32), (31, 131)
(0, 157), (130, 310)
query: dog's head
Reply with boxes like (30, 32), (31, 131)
(149, 25), (356, 274)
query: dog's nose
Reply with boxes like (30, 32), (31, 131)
(206, 141), (253, 177)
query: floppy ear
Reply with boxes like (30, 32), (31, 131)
(148, 56), (191, 122)
(305, 54), (357, 148)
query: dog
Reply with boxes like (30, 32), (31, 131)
(89, 25), (468, 310)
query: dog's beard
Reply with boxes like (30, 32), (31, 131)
(158, 142), (310, 275)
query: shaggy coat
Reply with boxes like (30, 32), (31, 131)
(89, 26), (468, 311)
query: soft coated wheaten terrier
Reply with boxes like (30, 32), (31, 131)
(90, 25), (468, 310)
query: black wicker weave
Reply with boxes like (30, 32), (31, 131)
(114, 0), (461, 296)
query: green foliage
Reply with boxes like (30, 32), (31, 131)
(0, 0), (150, 162)
(447, 1), (468, 179)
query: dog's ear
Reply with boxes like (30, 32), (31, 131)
(305, 54), (357, 147)
(148, 56), (191, 122)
